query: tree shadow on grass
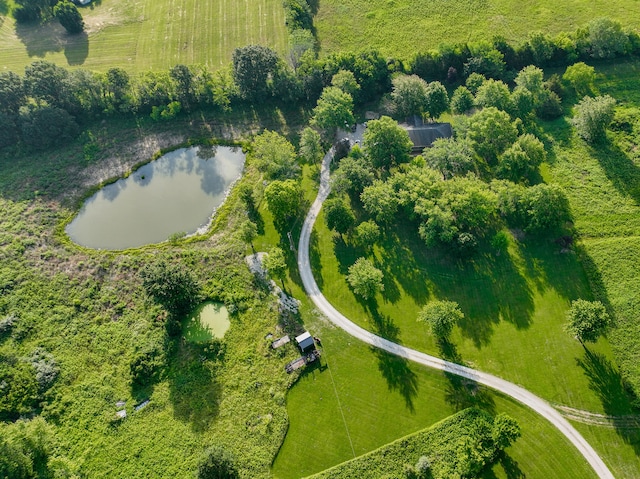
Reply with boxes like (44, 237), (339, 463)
(308, 230), (324, 289)
(63, 31), (89, 66)
(444, 374), (496, 414)
(0, 0), (9, 15)
(377, 227), (430, 306)
(166, 340), (221, 433)
(576, 347), (640, 453)
(589, 140), (640, 205)
(497, 453), (525, 479)
(372, 348), (418, 413)
(517, 236), (592, 301)
(15, 21), (65, 58)
(333, 235), (365, 276)
(366, 302), (418, 412)
(432, 247), (534, 347)
(440, 341), (496, 414)
(375, 220), (535, 347)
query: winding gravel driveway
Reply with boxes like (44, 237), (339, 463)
(296, 138), (615, 479)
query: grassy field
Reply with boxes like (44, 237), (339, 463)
(314, 0), (640, 60)
(0, 0), (288, 73)
(271, 314), (598, 479)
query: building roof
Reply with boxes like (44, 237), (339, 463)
(295, 331), (315, 351)
(400, 116), (453, 151)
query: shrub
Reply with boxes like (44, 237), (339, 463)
(197, 445), (239, 479)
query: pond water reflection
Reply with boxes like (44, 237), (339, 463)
(66, 145), (245, 249)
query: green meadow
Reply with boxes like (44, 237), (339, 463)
(314, 0), (640, 60)
(0, 0), (288, 73)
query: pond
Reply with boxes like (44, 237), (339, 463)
(184, 302), (230, 342)
(66, 145), (245, 249)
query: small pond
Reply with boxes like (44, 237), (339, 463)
(184, 302), (230, 342)
(66, 145), (245, 249)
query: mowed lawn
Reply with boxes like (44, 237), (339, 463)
(314, 0), (640, 59)
(272, 322), (598, 479)
(0, 0), (288, 73)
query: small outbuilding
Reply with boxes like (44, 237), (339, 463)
(295, 331), (315, 353)
(400, 116), (453, 154)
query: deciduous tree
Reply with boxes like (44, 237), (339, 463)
(571, 95), (616, 144)
(140, 261), (201, 318)
(264, 179), (301, 226)
(324, 197), (355, 237)
(363, 115), (412, 169)
(450, 86), (474, 114)
(565, 299), (610, 343)
(264, 247), (287, 287)
(423, 137), (476, 180)
(232, 45), (279, 101)
(54, 1), (84, 34)
(251, 130), (299, 180)
(475, 79), (512, 112)
(198, 445), (239, 479)
(587, 18), (630, 59)
(298, 127), (324, 164)
(310, 86), (354, 135)
(360, 180), (399, 223)
(563, 62), (596, 96)
(417, 300), (464, 341)
(354, 220), (380, 250)
(391, 74), (429, 119)
(347, 257), (384, 300)
(424, 81), (450, 119)
(465, 107), (518, 163)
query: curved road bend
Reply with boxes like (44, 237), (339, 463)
(297, 144), (615, 479)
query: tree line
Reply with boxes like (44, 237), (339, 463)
(0, 17), (633, 151)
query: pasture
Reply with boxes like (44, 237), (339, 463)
(314, 0), (640, 60)
(0, 0), (288, 73)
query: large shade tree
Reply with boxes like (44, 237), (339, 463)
(54, 1), (84, 34)
(310, 86), (354, 135)
(264, 179), (301, 226)
(251, 130), (299, 180)
(232, 45), (279, 101)
(391, 74), (429, 119)
(362, 116), (412, 169)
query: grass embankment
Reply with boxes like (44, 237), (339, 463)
(0, 0), (287, 73)
(315, 0), (639, 60)
(0, 108), (311, 478)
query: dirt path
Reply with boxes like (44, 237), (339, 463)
(556, 404), (640, 429)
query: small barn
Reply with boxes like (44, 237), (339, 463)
(401, 116), (453, 154)
(295, 331), (315, 353)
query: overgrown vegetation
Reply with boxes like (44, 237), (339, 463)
(309, 408), (520, 479)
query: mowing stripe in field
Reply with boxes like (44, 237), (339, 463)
(0, 0), (288, 73)
(324, 350), (357, 459)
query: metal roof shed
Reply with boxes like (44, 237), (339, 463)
(295, 331), (315, 353)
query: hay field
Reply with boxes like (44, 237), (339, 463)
(0, 0), (287, 73)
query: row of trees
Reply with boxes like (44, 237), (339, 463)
(0, 16), (629, 151)
(411, 17), (638, 83)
